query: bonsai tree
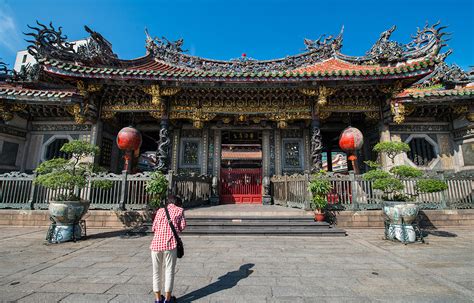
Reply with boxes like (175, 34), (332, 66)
(363, 142), (448, 201)
(145, 171), (169, 209)
(34, 140), (111, 201)
(308, 170), (332, 216)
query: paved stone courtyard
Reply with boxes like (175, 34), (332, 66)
(0, 226), (472, 303)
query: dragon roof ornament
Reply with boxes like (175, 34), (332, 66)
(339, 21), (450, 64)
(0, 60), (9, 76)
(25, 21), (120, 66)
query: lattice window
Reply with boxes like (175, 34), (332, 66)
(99, 137), (113, 168)
(407, 137), (436, 166)
(45, 138), (71, 160)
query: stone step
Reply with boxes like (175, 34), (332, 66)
(182, 226), (347, 236)
(142, 216), (346, 236)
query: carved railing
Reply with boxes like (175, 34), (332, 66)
(0, 171), (212, 210)
(271, 172), (474, 210)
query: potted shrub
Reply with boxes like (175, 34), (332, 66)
(363, 142), (448, 243)
(308, 170), (332, 222)
(34, 140), (111, 243)
(145, 171), (169, 212)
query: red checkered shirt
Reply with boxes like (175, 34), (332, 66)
(150, 204), (186, 252)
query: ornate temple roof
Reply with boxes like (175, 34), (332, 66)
(0, 84), (79, 103)
(23, 21), (453, 83)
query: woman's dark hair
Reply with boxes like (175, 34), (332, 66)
(167, 194), (183, 207)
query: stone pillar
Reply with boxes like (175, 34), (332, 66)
(303, 128), (311, 172)
(310, 119), (323, 173)
(262, 130), (272, 205)
(171, 128), (180, 172)
(210, 129), (221, 205)
(379, 123), (392, 169)
(90, 121), (103, 165)
(212, 129), (221, 178)
(275, 129), (282, 175)
(201, 128), (209, 175)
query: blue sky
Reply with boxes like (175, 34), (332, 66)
(0, 0), (473, 69)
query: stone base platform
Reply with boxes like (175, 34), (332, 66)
(0, 206), (472, 229)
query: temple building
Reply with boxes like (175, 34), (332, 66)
(0, 22), (473, 204)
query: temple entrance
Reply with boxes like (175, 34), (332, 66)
(220, 131), (262, 204)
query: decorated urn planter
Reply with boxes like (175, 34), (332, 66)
(34, 140), (111, 244)
(363, 141), (448, 244)
(383, 201), (419, 243)
(48, 200), (90, 243)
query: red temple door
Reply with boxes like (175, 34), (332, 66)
(220, 168), (262, 204)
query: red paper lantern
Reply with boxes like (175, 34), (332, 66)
(339, 127), (364, 153)
(117, 126), (142, 151)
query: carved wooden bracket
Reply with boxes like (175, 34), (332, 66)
(142, 85), (180, 106)
(300, 85), (337, 106)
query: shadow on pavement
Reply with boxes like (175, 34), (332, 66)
(424, 230), (458, 238)
(178, 263), (255, 302)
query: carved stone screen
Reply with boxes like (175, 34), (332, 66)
(462, 142), (474, 166)
(0, 141), (19, 166)
(181, 140), (200, 167)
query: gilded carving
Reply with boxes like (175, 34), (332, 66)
(364, 111), (379, 121)
(300, 86), (337, 106)
(66, 104), (86, 124)
(0, 102), (13, 121)
(101, 111), (116, 120)
(318, 111), (332, 120)
(142, 85), (180, 105)
(451, 105), (469, 115)
(391, 101), (406, 124)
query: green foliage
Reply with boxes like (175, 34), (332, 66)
(34, 140), (109, 201)
(364, 160), (381, 169)
(146, 171), (169, 208)
(362, 169), (391, 181)
(390, 165), (423, 179)
(363, 141), (447, 202)
(308, 170), (332, 211)
(416, 179), (448, 193)
(373, 142), (410, 160)
(372, 177), (404, 193)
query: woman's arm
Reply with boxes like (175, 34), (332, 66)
(177, 211), (187, 232)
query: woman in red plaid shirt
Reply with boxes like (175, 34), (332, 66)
(150, 195), (186, 303)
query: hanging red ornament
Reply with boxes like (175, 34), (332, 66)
(339, 127), (364, 153)
(117, 126), (142, 151)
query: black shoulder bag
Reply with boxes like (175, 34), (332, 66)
(164, 205), (184, 258)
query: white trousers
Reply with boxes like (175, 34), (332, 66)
(151, 248), (177, 293)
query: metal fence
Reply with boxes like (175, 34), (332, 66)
(271, 172), (474, 210)
(0, 171), (212, 210)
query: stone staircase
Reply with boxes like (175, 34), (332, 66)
(146, 205), (346, 236)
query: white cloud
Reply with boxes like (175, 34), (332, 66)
(0, 3), (22, 54)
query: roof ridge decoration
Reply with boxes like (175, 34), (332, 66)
(25, 21), (120, 66)
(414, 62), (470, 88)
(0, 60), (10, 81)
(338, 21), (451, 64)
(25, 21), (449, 74)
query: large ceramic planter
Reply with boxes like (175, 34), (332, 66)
(47, 200), (90, 243)
(383, 201), (419, 243)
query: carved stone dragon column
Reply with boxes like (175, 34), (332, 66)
(142, 85), (180, 173)
(301, 86), (336, 173)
